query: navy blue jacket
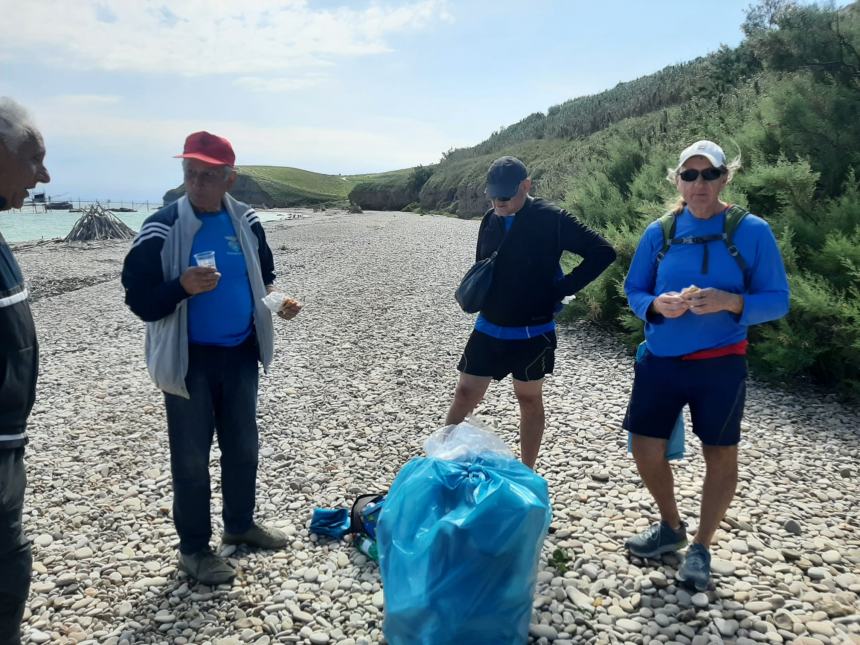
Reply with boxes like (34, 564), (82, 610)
(121, 200), (275, 323)
(476, 198), (616, 326)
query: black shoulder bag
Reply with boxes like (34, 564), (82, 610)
(454, 219), (510, 314)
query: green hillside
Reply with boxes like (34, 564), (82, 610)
(242, 166), (354, 202)
(162, 165), (415, 207)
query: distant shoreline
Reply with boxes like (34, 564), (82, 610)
(1, 207), (313, 245)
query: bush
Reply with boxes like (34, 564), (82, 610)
(750, 271), (860, 397)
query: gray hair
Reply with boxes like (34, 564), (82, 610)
(181, 158), (236, 180)
(0, 97), (39, 152)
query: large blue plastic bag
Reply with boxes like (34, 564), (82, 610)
(377, 421), (552, 645)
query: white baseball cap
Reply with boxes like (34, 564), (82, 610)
(678, 140), (726, 169)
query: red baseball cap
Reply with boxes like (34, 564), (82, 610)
(174, 131), (235, 166)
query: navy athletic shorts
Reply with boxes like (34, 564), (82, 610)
(457, 330), (556, 382)
(623, 350), (747, 446)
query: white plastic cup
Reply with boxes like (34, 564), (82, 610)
(193, 251), (217, 269)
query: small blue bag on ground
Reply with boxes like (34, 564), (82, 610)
(377, 421), (552, 645)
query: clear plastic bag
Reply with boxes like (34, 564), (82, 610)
(261, 291), (288, 313)
(423, 418), (514, 461)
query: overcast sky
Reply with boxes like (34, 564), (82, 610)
(2, 0), (770, 201)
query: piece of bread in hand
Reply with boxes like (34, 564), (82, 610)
(681, 284), (700, 296)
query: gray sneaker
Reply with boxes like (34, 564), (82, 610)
(626, 520), (688, 558)
(178, 548), (236, 585)
(678, 543), (711, 592)
(222, 523), (287, 549)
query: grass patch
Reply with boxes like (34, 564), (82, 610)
(548, 547), (572, 574)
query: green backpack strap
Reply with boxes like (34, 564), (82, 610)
(655, 212), (677, 265)
(723, 205), (750, 278)
(656, 205), (751, 288)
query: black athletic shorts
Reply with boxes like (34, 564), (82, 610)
(457, 330), (556, 382)
(623, 351), (747, 446)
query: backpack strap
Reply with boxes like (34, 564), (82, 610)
(656, 212), (676, 265)
(723, 205), (750, 280)
(656, 206), (751, 287)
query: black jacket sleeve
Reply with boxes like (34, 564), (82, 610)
(251, 221), (276, 285)
(121, 237), (189, 322)
(475, 210), (497, 262)
(555, 212), (617, 298)
(0, 238), (38, 439)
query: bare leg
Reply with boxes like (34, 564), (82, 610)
(512, 378), (545, 469)
(445, 373), (492, 426)
(631, 434), (682, 529)
(695, 445), (738, 547)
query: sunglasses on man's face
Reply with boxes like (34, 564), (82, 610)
(492, 196), (513, 203)
(679, 167), (724, 182)
(184, 168), (226, 185)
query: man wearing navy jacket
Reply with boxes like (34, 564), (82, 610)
(446, 156), (616, 468)
(0, 97), (50, 645)
(122, 132), (300, 585)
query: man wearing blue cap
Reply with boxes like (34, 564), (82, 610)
(445, 156), (616, 468)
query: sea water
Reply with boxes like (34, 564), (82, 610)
(0, 206), (296, 244)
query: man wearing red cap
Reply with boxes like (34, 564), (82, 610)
(121, 131), (300, 585)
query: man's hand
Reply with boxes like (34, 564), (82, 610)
(652, 291), (688, 319)
(278, 298), (302, 321)
(682, 287), (744, 315)
(180, 266), (220, 295)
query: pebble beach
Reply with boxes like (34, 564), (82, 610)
(11, 209), (860, 645)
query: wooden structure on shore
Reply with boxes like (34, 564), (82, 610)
(64, 204), (136, 242)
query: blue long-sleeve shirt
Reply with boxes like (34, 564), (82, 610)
(624, 207), (790, 357)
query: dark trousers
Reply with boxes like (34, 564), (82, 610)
(0, 448), (30, 645)
(164, 338), (260, 555)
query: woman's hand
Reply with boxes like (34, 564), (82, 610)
(682, 287), (744, 315)
(652, 291), (689, 318)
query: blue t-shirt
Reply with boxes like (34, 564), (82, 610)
(475, 214), (560, 340)
(624, 206), (790, 357)
(187, 210), (254, 346)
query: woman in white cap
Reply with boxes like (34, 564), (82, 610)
(622, 140), (790, 591)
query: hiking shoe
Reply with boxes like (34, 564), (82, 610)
(678, 543), (711, 592)
(222, 523), (287, 549)
(626, 520), (688, 558)
(178, 548), (236, 585)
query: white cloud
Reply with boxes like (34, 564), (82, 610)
(2, 0), (451, 78)
(34, 98), (447, 175)
(233, 75), (326, 93)
(54, 94), (122, 106)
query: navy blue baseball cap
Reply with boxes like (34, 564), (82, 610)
(486, 156), (528, 199)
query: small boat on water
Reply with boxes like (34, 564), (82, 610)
(45, 201), (73, 210)
(109, 207), (137, 212)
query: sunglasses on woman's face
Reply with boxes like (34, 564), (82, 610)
(679, 167), (724, 182)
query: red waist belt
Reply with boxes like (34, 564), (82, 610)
(682, 339), (748, 361)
